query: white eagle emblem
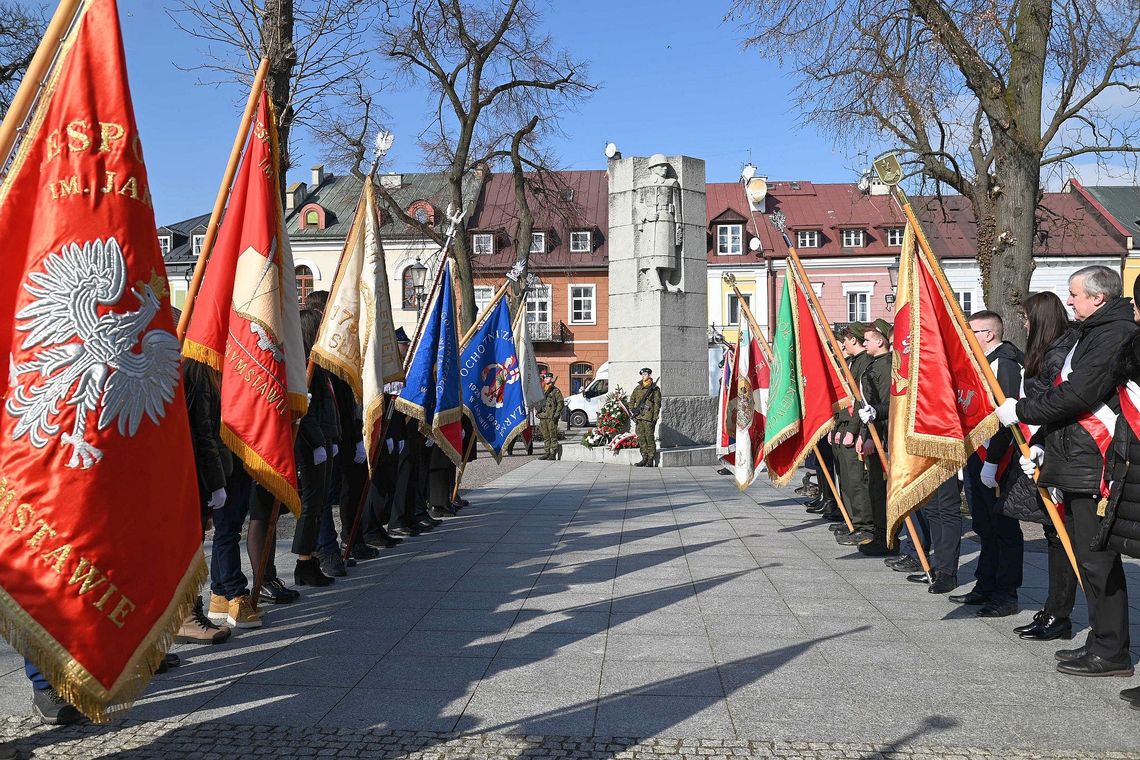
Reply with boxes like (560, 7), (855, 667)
(6, 237), (181, 469)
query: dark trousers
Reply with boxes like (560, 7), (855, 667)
(815, 444), (836, 502)
(292, 446), (328, 556)
(338, 456), (368, 545)
(316, 447), (341, 555)
(964, 456), (1023, 601)
(1043, 519), (1078, 618)
(427, 445), (456, 508)
(1067, 493), (1131, 659)
(867, 454), (887, 541)
(833, 442), (872, 531)
(925, 475), (963, 579)
(389, 438), (422, 530)
(210, 466), (253, 599)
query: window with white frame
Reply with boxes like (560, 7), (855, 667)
(728, 293), (752, 325)
(474, 285), (494, 315)
(847, 292), (870, 323)
(812, 282), (823, 297)
(569, 284), (595, 324)
(796, 230), (820, 248)
(192, 234), (205, 258)
(886, 227), (904, 247)
(158, 235), (171, 256)
(570, 230), (592, 253)
(717, 224), (743, 255)
(530, 232), (545, 254)
(955, 291), (973, 315)
(472, 233), (494, 255)
(526, 285), (552, 326)
(841, 229), (866, 248)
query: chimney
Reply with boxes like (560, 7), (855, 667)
(380, 172), (402, 189)
(286, 181), (307, 211)
(311, 164), (325, 187)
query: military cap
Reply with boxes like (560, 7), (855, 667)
(871, 318), (892, 340)
(844, 322), (868, 341)
(639, 367), (653, 376)
(394, 327), (411, 343)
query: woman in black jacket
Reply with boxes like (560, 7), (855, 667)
(1011, 292), (1079, 641)
(1096, 330), (1140, 706)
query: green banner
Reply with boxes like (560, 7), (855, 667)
(762, 275), (801, 456)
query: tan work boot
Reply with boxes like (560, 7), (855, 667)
(207, 593), (229, 624)
(226, 595), (263, 629)
(175, 597), (232, 644)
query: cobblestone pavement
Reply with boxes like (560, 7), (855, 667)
(1, 460), (1139, 759)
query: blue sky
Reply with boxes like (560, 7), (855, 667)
(120, 0), (866, 225)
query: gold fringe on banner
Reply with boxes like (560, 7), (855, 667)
(220, 425), (301, 516)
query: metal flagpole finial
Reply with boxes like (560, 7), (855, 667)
(872, 151), (903, 186)
(374, 130), (394, 160)
(722, 272), (737, 286)
(506, 261), (525, 282)
(768, 210), (787, 233)
(444, 203), (466, 238)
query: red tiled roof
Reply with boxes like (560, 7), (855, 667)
(466, 170), (608, 271)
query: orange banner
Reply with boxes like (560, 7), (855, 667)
(0, 0), (205, 720)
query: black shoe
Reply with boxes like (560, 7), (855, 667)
(33, 687), (82, 725)
(420, 514), (443, 526)
(836, 529), (874, 546)
(318, 551), (347, 578)
(413, 520), (436, 532)
(906, 571), (930, 585)
(267, 576), (300, 602)
(1018, 614), (1073, 641)
(823, 510), (843, 522)
(805, 503), (826, 514)
(1055, 644), (1091, 662)
(388, 526), (420, 538)
(634, 459), (648, 467)
(1120, 685), (1140, 703)
(977, 600), (1019, 618)
(1013, 610), (1047, 635)
(804, 495), (823, 509)
(949, 589), (990, 605)
(1056, 652), (1134, 677)
(890, 556), (923, 574)
(927, 574), (957, 594)
(351, 543), (380, 560)
(428, 507), (452, 520)
(858, 540), (898, 557)
(155, 652), (181, 674)
(295, 557), (334, 587)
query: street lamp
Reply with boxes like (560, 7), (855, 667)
(885, 259), (900, 311)
(409, 258), (429, 315)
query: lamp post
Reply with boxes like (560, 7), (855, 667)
(885, 259), (900, 311)
(409, 258), (429, 316)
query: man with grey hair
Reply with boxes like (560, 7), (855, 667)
(995, 265), (1137, 677)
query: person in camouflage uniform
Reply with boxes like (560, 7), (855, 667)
(630, 367), (663, 467)
(537, 372), (564, 460)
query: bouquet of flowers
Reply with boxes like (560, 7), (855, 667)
(580, 387), (631, 448)
(606, 431), (639, 452)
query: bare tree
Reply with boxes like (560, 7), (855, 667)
(729, 0), (1140, 343)
(169, 0), (387, 193)
(373, 0), (596, 330)
(0, 1), (46, 116)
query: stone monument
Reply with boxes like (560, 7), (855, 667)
(607, 153), (716, 464)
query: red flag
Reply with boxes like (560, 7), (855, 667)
(0, 0), (204, 720)
(887, 225), (998, 539)
(182, 93), (307, 515)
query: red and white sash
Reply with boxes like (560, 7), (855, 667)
(1060, 343), (1117, 497)
(1118, 381), (1140, 441)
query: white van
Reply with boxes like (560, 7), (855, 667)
(564, 361), (609, 428)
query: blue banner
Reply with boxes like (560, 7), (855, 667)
(459, 293), (528, 461)
(396, 259), (464, 464)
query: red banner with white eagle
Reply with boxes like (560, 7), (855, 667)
(182, 92), (308, 516)
(0, 0), (205, 721)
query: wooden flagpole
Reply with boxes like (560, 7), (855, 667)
(786, 254), (933, 574)
(175, 58), (270, 342)
(0, 0), (84, 172)
(890, 183), (1083, 586)
(725, 277), (856, 533)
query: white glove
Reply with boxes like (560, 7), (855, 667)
(207, 488), (227, 509)
(857, 404), (876, 424)
(979, 461), (999, 489)
(1019, 445), (1044, 478)
(386, 439), (395, 454)
(331, 444), (339, 459)
(995, 398), (1019, 427)
(355, 441), (366, 464)
(312, 446), (328, 465)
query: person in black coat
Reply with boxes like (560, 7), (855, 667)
(1007, 292), (1079, 642)
(997, 265), (1138, 677)
(1096, 330), (1140, 707)
(951, 311), (1025, 617)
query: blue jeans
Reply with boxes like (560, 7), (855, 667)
(25, 660), (48, 690)
(210, 467), (252, 599)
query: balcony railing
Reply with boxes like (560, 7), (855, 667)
(528, 320), (568, 343)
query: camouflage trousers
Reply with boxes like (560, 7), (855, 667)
(636, 420), (656, 462)
(540, 418), (559, 455)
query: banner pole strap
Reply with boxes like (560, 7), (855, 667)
(176, 58), (270, 342)
(893, 188), (1082, 588)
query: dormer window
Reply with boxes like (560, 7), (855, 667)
(192, 234), (205, 257)
(841, 229), (865, 248)
(472, 233), (494, 255)
(530, 232), (545, 254)
(158, 235), (171, 256)
(717, 223), (743, 255)
(407, 200), (436, 226)
(299, 203), (327, 231)
(570, 230), (592, 253)
(886, 227), (904, 247)
(796, 230), (820, 249)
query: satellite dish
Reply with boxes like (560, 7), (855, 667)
(604, 142), (618, 158)
(746, 177), (768, 205)
(749, 237), (761, 252)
